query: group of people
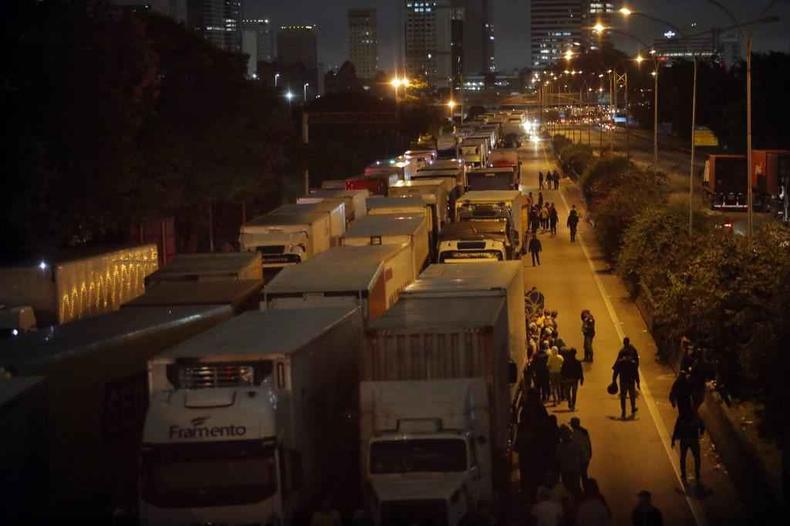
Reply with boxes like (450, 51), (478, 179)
(539, 170), (561, 190)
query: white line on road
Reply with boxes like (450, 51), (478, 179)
(541, 143), (707, 526)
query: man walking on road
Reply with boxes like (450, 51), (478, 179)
(632, 490), (663, 526)
(553, 170), (560, 190)
(539, 171), (545, 190)
(617, 337), (640, 368)
(570, 417), (592, 481)
(549, 204), (559, 236)
(561, 348), (583, 411)
(672, 414), (705, 487)
(529, 235), (543, 266)
(581, 310), (596, 362)
(567, 205), (580, 242)
(612, 354), (640, 420)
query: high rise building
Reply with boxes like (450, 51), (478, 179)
(404, 1), (460, 87)
(187, 0), (242, 52)
(112, 0), (187, 22)
(277, 25), (319, 98)
(348, 9), (378, 80)
(652, 32), (716, 61)
(586, 1), (617, 50)
(241, 18), (273, 78)
(530, 0), (585, 68)
(453, 0), (495, 75)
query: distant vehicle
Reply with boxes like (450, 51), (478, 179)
(437, 222), (509, 262)
(273, 201), (347, 247)
(702, 150), (789, 212)
(367, 196), (437, 252)
(0, 305), (36, 338)
(455, 191), (525, 256)
(346, 174), (397, 196)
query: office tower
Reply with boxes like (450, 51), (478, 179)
(241, 18), (273, 78)
(453, 0), (494, 75)
(112, 0), (187, 21)
(652, 32), (716, 61)
(348, 9), (379, 80)
(530, 0), (585, 68)
(187, 0), (242, 52)
(404, 1), (456, 87)
(586, 1), (617, 50)
(277, 25), (319, 97)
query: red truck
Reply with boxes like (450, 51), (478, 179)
(702, 150), (789, 212)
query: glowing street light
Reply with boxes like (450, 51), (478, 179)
(447, 100), (457, 109)
(635, 54), (645, 64)
(285, 90), (294, 108)
(564, 49), (574, 61)
(619, 6), (632, 17)
(592, 22), (606, 34)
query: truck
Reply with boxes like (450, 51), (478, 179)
(365, 158), (413, 182)
(304, 188), (370, 222)
(389, 179), (452, 231)
(467, 167), (519, 191)
(0, 305), (37, 338)
(0, 244), (158, 326)
(404, 149), (437, 166)
(413, 164), (466, 216)
(400, 261), (527, 374)
(141, 307), (364, 526)
(488, 148), (521, 181)
(239, 206), (332, 280)
(144, 253), (262, 285)
(364, 295), (518, 513)
(346, 175), (395, 196)
(367, 196), (436, 250)
(437, 222), (510, 262)
(263, 244), (415, 320)
(701, 150), (790, 212)
(341, 214), (430, 275)
(455, 191), (525, 256)
(273, 201), (346, 247)
(460, 137), (488, 168)
(359, 379), (492, 526)
(0, 304), (233, 518)
(124, 279), (263, 314)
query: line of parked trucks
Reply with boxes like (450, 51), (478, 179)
(1, 112), (531, 526)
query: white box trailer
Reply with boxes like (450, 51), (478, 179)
(389, 179), (452, 228)
(467, 167), (519, 191)
(239, 207), (332, 277)
(414, 165), (467, 194)
(0, 305), (233, 515)
(365, 296), (517, 499)
(367, 196), (436, 248)
(341, 214), (430, 276)
(124, 279), (264, 313)
(456, 190), (525, 256)
(359, 379), (492, 526)
(401, 262), (527, 373)
(263, 245), (415, 320)
(145, 252), (262, 285)
(305, 188), (369, 221)
(142, 307), (364, 526)
(273, 200), (346, 246)
(460, 138), (488, 168)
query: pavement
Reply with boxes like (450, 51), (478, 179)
(511, 139), (748, 525)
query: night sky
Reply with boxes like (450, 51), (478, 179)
(245, 0), (790, 71)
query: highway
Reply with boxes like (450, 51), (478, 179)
(513, 138), (748, 525)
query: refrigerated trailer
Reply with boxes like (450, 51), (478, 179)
(389, 179), (452, 227)
(341, 214), (430, 276)
(141, 307), (364, 526)
(304, 188), (370, 221)
(0, 305), (233, 516)
(144, 253), (262, 285)
(262, 245), (415, 320)
(273, 201), (346, 246)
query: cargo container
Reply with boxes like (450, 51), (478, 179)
(365, 295), (517, 496)
(359, 379), (492, 526)
(239, 207), (332, 279)
(346, 175), (394, 196)
(304, 188), (370, 221)
(141, 307), (363, 526)
(401, 262), (527, 373)
(0, 305), (233, 516)
(467, 167), (519, 191)
(389, 179), (452, 229)
(273, 201), (346, 246)
(365, 158), (413, 181)
(367, 196), (436, 250)
(460, 138), (488, 168)
(145, 253), (262, 285)
(263, 245), (415, 320)
(456, 190), (525, 256)
(0, 245), (158, 326)
(123, 280), (263, 313)
(702, 150), (790, 211)
(341, 214), (430, 276)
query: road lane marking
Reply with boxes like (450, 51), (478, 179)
(541, 142), (707, 526)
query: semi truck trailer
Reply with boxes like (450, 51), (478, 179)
(341, 214), (430, 276)
(455, 191), (525, 257)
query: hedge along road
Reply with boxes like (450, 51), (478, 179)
(517, 138), (705, 526)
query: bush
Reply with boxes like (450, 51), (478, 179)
(578, 156), (630, 204)
(591, 182), (663, 261)
(559, 144), (593, 178)
(552, 134), (571, 156)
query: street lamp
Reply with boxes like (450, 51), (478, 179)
(447, 99), (456, 124)
(303, 82), (309, 102)
(274, 73), (280, 87)
(285, 90), (294, 108)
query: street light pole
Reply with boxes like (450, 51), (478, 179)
(303, 82), (309, 102)
(746, 34), (753, 242)
(689, 56), (698, 236)
(274, 73), (280, 87)
(653, 61), (659, 177)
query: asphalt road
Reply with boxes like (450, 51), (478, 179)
(513, 139), (747, 525)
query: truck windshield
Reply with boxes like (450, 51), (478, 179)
(439, 251), (503, 262)
(370, 439), (467, 474)
(457, 204), (511, 221)
(141, 440), (277, 508)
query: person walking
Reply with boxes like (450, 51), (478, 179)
(553, 170), (560, 190)
(547, 346), (565, 405)
(529, 235), (543, 267)
(538, 191), (544, 208)
(533, 346), (551, 403)
(531, 487), (563, 526)
(556, 425), (583, 498)
(617, 337), (640, 368)
(611, 354), (640, 420)
(530, 207), (540, 237)
(669, 369), (694, 418)
(540, 205), (550, 231)
(549, 204), (559, 236)
(581, 310), (596, 362)
(570, 417), (592, 481)
(561, 348), (584, 411)
(517, 389), (549, 500)
(575, 479), (612, 526)
(567, 205), (580, 242)
(671, 414), (705, 486)
(539, 171), (545, 190)
(632, 490), (663, 526)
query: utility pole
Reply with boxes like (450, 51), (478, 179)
(689, 57), (698, 236)
(302, 111), (310, 194)
(653, 59), (659, 177)
(746, 34), (754, 242)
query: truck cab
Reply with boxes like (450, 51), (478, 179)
(437, 222), (509, 263)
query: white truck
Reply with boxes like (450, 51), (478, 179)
(437, 222), (510, 263)
(460, 138), (488, 168)
(262, 245), (415, 320)
(364, 295), (518, 516)
(144, 253), (262, 285)
(239, 207), (332, 280)
(388, 179), (452, 231)
(367, 196), (436, 250)
(303, 188), (370, 222)
(455, 190), (525, 257)
(414, 163), (467, 196)
(467, 167), (519, 191)
(273, 201), (346, 247)
(359, 379), (492, 526)
(341, 214), (430, 276)
(141, 307), (363, 526)
(401, 262), (527, 375)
